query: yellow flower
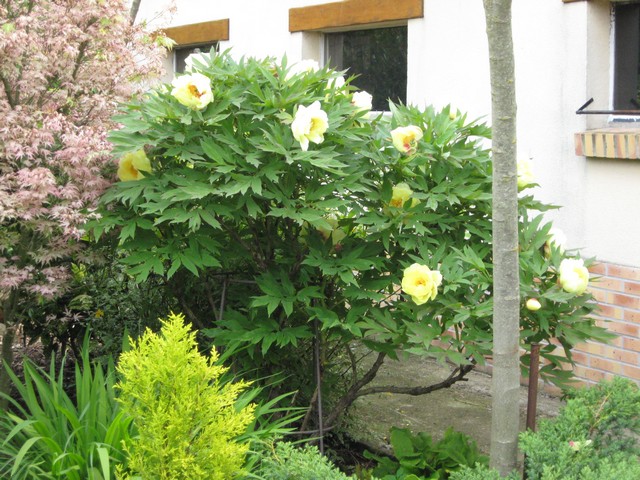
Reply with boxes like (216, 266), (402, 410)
(117, 150), (152, 181)
(351, 91), (373, 111)
(401, 263), (442, 305)
(389, 182), (418, 208)
(291, 101), (329, 151)
(526, 298), (542, 311)
(558, 258), (589, 295)
(171, 72), (213, 110)
(517, 158), (535, 189)
(94, 309), (104, 318)
(391, 125), (423, 154)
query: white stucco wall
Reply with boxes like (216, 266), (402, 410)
(137, 0), (640, 267)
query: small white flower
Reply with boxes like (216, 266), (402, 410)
(351, 91), (373, 111)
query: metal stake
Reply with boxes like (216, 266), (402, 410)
(313, 318), (325, 453)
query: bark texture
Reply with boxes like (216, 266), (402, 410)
(483, 0), (521, 475)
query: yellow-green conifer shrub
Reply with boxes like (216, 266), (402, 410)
(116, 312), (255, 479)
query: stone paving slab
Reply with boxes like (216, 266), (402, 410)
(346, 353), (563, 455)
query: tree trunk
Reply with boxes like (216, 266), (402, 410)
(130, 0), (142, 24)
(483, 0), (521, 476)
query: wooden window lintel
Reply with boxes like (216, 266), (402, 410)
(289, 0), (423, 32)
(164, 19), (229, 46)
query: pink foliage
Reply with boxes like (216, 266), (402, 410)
(0, 0), (165, 300)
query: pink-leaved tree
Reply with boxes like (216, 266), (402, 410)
(0, 0), (166, 406)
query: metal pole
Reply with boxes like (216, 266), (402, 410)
(525, 343), (541, 432)
(313, 318), (325, 453)
(523, 343), (541, 480)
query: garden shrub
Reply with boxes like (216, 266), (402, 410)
(364, 427), (487, 479)
(254, 441), (361, 480)
(520, 377), (640, 480)
(116, 312), (255, 479)
(96, 51), (613, 429)
(0, 339), (132, 479)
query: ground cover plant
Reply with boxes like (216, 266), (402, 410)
(94, 51), (613, 433)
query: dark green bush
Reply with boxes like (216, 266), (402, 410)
(520, 377), (640, 480)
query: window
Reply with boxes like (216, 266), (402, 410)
(174, 43), (218, 74)
(613, 3), (640, 111)
(325, 26), (407, 111)
(162, 19), (229, 75)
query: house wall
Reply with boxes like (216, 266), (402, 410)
(136, 0), (640, 389)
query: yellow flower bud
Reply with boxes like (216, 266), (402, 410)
(526, 298), (541, 311)
(517, 158), (535, 189)
(558, 258), (589, 295)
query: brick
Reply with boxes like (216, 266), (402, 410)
(611, 293), (640, 309)
(590, 288), (612, 304)
(574, 341), (605, 356)
(623, 337), (640, 351)
(608, 264), (640, 281)
(624, 281), (640, 296)
(580, 367), (608, 383)
(594, 303), (624, 320)
(622, 364), (640, 381)
(611, 348), (639, 364)
(589, 263), (607, 275)
(605, 321), (640, 337)
(570, 351), (589, 366)
(590, 356), (623, 374)
(609, 335), (625, 347)
(623, 309), (640, 324)
(592, 277), (625, 292)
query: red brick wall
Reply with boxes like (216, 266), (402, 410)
(572, 262), (640, 386)
(473, 261), (640, 395)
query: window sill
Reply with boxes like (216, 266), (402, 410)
(574, 129), (640, 159)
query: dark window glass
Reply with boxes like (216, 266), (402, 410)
(174, 43), (218, 74)
(325, 26), (407, 111)
(614, 4), (640, 110)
